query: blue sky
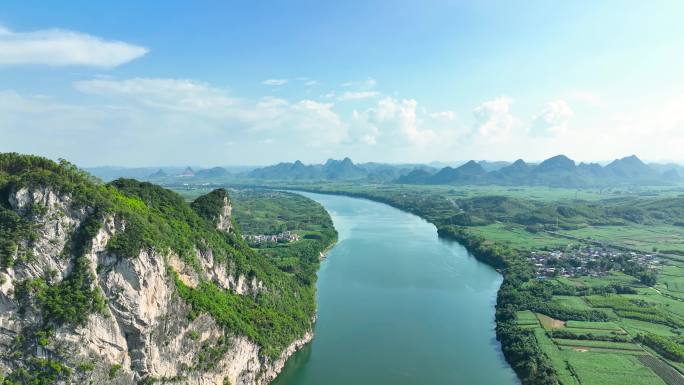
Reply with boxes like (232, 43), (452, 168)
(1, 1), (683, 166)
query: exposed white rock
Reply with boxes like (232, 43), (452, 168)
(0, 186), (312, 385)
(216, 196), (233, 233)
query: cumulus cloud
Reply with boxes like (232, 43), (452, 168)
(0, 26), (147, 67)
(337, 91), (380, 101)
(353, 97), (439, 146)
(531, 99), (574, 136)
(262, 79), (288, 86)
(473, 96), (518, 138)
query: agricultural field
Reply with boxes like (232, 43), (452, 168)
(528, 313), (677, 385)
(560, 224), (684, 255)
(469, 223), (574, 250)
(516, 310), (540, 328)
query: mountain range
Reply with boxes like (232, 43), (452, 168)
(86, 155), (683, 188)
(246, 157), (435, 182)
(398, 155), (680, 187)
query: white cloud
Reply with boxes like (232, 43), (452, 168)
(262, 78), (288, 86)
(430, 111), (456, 121)
(341, 77), (377, 90)
(337, 91), (380, 101)
(353, 97), (439, 146)
(0, 26), (147, 67)
(531, 99), (574, 136)
(75, 77), (347, 147)
(473, 96), (518, 138)
(75, 78), (235, 112)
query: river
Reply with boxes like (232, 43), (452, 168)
(272, 192), (519, 385)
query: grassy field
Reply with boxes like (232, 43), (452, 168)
(560, 224), (684, 255)
(469, 223), (574, 250)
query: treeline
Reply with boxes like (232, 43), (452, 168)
(438, 225), (560, 385)
(549, 330), (631, 343)
(638, 334), (684, 362)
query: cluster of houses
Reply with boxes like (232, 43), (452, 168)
(529, 246), (660, 279)
(242, 231), (300, 245)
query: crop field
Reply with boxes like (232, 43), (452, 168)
(565, 320), (622, 330)
(638, 355), (684, 385)
(560, 224), (684, 254)
(537, 313), (565, 329)
(566, 353), (667, 385)
(469, 223), (573, 250)
(516, 310), (540, 327)
(552, 338), (643, 351)
(534, 325), (666, 385)
(552, 296), (593, 311)
(531, 321), (671, 385)
(568, 272), (639, 288)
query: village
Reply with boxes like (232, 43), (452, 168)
(242, 230), (300, 246)
(528, 245), (660, 279)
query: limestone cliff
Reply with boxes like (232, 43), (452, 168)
(0, 154), (317, 385)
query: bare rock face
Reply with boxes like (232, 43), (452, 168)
(216, 196), (233, 233)
(0, 187), (310, 385)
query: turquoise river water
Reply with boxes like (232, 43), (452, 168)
(272, 192), (519, 385)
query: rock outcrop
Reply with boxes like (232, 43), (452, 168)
(0, 184), (311, 385)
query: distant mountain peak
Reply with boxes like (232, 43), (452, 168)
(457, 160), (486, 174)
(180, 166), (195, 177)
(149, 168), (167, 179)
(536, 155), (575, 172)
(606, 154), (656, 179)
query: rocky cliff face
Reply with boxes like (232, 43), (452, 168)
(0, 185), (311, 385)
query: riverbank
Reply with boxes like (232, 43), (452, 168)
(265, 186), (551, 385)
(271, 191), (519, 385)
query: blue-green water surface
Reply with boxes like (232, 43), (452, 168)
(272, 192), (519, 385)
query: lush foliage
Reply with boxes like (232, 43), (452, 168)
(639, 334), (684, 362)
(0, 153), (337, 378)
(230, 189), (337, 284)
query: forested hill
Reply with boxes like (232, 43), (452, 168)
(398, 155), (681, 187)
(0, 153), (325, 385)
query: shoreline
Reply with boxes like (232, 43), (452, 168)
(282, 187), (522, 383)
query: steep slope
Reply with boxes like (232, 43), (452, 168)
(605, 155), (660, 180)
(322, 157), (366, 180)
(0, 153), (317, 385)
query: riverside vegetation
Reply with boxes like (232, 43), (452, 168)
(0, 153), (335, 385)
(217, 181), (684, 385)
